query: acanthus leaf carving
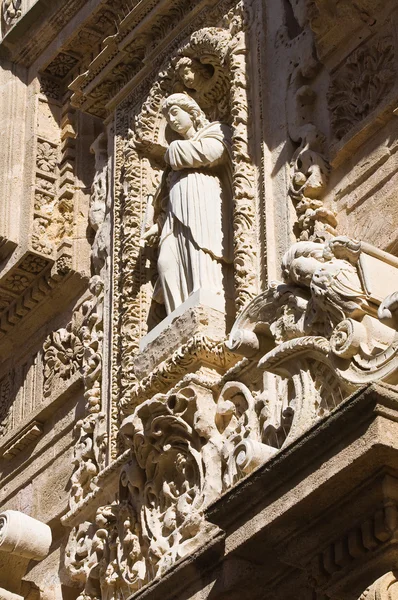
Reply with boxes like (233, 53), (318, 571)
(328, 37), (396, 141)
(65, 374), (276, 597)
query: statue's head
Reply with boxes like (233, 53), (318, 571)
(174, 57), (213, 90)
(282, 241), (326, 287)
(162, 93), (209, 137)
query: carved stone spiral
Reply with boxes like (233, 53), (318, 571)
(330, 318), (364, 359)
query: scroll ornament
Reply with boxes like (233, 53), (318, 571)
(65, 381), (277, 598)
(228, 235), (398, 442)
(65, 234), (398, 598)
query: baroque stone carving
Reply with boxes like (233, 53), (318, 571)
(286, 29), (336, 240)
(66, 379), (276, 598)
(328, 37), (395, 140)
(115, 12), (258, 409)
(64, 131), (111, 510)
(36, 141), (57, 172)
(228, 235), (398, 445)
(359, 573), (398, 600)
(0, 252), (65, 344)
(43, 322), (84, 397)
(42, 277), (107, 508)
(32, 134), (62, 258)
(2, 0), (21, 28)
(89, 133), (110, 275)
(141, 93), (234, 314)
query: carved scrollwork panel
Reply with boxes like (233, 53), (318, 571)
(227, 235), (398, 447)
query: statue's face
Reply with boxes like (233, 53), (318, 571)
(166, 105), (194, 137)
(178, 66), (198, 89)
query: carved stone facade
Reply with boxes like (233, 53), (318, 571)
(2, 1), (398, 600)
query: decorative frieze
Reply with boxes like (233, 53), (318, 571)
(328, 37), (396, 141)
(0, 253), (53, 339)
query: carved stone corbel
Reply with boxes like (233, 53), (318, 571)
(0, 511), (52, 598)
(227, 235), (398, 447)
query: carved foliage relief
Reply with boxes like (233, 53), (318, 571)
(32, 93), (75, 263)
(62, 3), (398, 598)
(65, 380), (277, 599)
(328, 37), (396, 140)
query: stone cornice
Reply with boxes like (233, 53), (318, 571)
(68, 0), (215, 118)
(0, 0), (89, 65)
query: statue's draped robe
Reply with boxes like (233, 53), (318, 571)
(157, 122), (233, 314)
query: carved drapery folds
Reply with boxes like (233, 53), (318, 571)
(359, 573), (398, 600)
(61, 2), (398, 598)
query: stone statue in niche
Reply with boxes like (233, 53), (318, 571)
(142, 93), (233, 315)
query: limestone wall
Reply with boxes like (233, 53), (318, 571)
(1, 1), (398, 599)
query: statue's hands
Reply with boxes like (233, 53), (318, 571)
(141, 223), (160, 248)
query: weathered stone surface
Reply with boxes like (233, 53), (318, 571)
(2, 1), (398, 599)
